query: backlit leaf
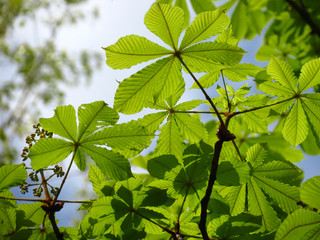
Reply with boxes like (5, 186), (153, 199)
(29, 138), (73, 170)
(40, 105), (77, 141)
(83, 144), (133, 181)
(78, 101), (119, 141)
(0, 164), (27, 191)
(145, 3), (184, 49)
(114, 57), (182, 114)
(275, 209), (320, 240)
(267, 57), (298, 92)
(300, 176), (320, 210)
(180, 8), (230, 49)
(282, 100), (308, 147)
(298, 58), (320, 92)
(104, 35), (171, 69)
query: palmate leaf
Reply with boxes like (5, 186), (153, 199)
(29, 102), (148, 180)
(0, 164), (27, 191)
(145, 3), (184, 49)
(104, 35), (171, 69)
(16, 202), (45, 229)
(275, 209), (320, 240)
(106, 4), (245, 115)
(282, 99), (308, 147)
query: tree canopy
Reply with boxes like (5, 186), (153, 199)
(0, 0), (320, 240)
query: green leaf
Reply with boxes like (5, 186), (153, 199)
(29, 138), (73, 170)
(182, 42), (245, 66)
(40, 105), (77, 141)
(216, 157), (251, 186)
(238, 105), (268, 133)
(138, 111), (168, 133)
(180, 8), (230, 49)
(215, 26), (238, 46)
(282, 100), (308, 147)
(16, 202), (45, 229)
(259, 81), (294, 96)
(147, 154), (180, 180)
(224, 185), (246, 216)
(77, 101), (119, 141)
(0, 164), (27, 191)
(114, 57), (182, 114)
(223, 63), (262, 82)
(190, 0), (215, 14)
(248, 178), (280, 232)
(267, 57), (298, 93)
(253, 160), (302, 183)
(145, 3), (184, 49)
(0, 191), (17, 237)
(246, 144), (267, 168)
(192, 70), (221, 88)
(301, 98), (320, 148)
(252, 174), (300, 213)
(173, 113), (208, 143)
(300, 176), (320, 210)
(298, 58), (320, 92)
(104, 35), (171, 69)
(173, 99), (203, 111)
(73, 146), (86, 171)
(174, 0), (190, 29)
(83, 121), (153, 152)
(155, 117), (186, 157)
(82, 145), (133, 181)
(275, 209), (320, 240)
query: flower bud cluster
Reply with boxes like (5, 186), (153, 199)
(21, 123), (53, 161)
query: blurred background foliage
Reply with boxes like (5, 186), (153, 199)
(0, 0), (101, 165)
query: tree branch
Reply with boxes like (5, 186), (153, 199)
(199, 140), (223, 240)
(285, 0), (320, 38)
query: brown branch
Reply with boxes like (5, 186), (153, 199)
(199, 140), (223, 240)
(285, 0), (320, 38)
(48, 212), (64, 240)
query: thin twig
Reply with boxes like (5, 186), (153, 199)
(221, 71), (231, 113)
(177, 54), (226, 127)
(53, 154), (75, 203)
(231, 97), (294, 117)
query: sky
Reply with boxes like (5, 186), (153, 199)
(9, 0), (319, 227)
